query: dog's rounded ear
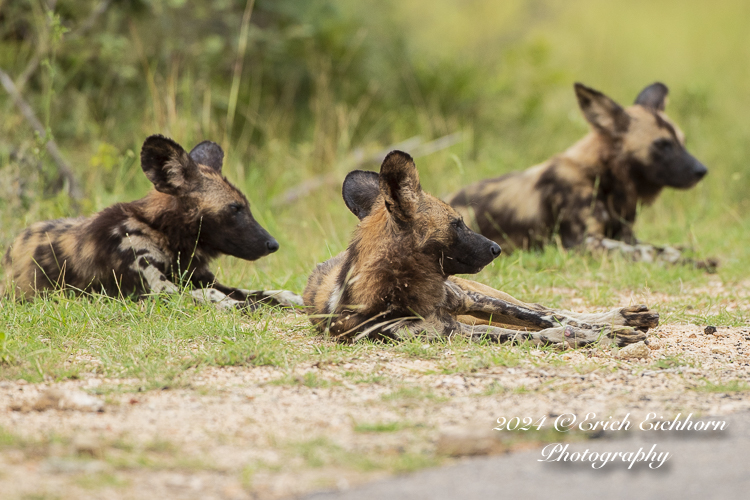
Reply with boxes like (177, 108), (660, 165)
(189, 141), (224, 173)
(342, 170), (380, 220)
(634, 82), (669, 111)
(574, 83), (630, 137)
(379, 150), (421, 221)
(141, 135), (199, 196)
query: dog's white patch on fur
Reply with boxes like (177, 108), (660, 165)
(327, 284), (343, 312)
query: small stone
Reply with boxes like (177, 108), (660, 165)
(646, 338), (664, 350)
(72, 433), (104, 458)
(688, 333), (697, 339)
(704, 326), (717, 335)
(436, 429), (504, 457)
(711, 346), (729, 355)
(616, 341), (650, 360)
(32, 388), (104, 412)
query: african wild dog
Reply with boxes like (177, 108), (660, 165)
(2, 135), (302, 309)
(447, 82), (713, 268)
(303, 151), (658, 348)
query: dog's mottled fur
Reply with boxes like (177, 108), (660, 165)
(304, 151), (657, 348)
(448, 82), (712, 267)
(3, 135), (302, 308)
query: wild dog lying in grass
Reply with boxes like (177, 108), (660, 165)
(2, 135), (302, 309)
(448, 82), (714, 269)
(303, 151), (658, 348)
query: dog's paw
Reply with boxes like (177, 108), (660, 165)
(617, 304), (659, 332)
(536, 325), (601, 348)
(238, 289), (304, 308)
(264, 290), (304, 308)
(693, 257), (719, 273)
(600, 325), (648, 347)
(538, 324), (647, 349)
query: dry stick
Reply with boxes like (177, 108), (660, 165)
(224, 0), (256, 148)
(271, 136), (423, 206)
(0, 67), (82, 199)
(271, 133), (464, 206)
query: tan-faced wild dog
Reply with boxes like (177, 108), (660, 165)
(304, 151), (658, 348)
(447, 82), (713, 268)
(3, 135), (302, 309)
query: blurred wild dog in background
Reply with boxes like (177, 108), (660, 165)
(304, 151), (658, 348)
(3, 135), (302, 309)
(448, 82), (715, 269)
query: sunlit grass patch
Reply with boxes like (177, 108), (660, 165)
(353, 421), (417, 433)
(270, 371), (338, 388)
(381, 385), (447, 403)
(73, 471), (129, 490)
(0, 293), (306, 387)
(650, 354), (695, 371)
(693, 379), (750, 393)
(279, 436), (439, 474)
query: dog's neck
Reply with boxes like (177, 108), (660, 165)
(341, 204), (447, 316)
(562, 132), (662, 203)
(130, 192), (212, 268)
(561, 133), (620, 178)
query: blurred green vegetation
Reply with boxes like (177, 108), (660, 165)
(1, 0), (749, 307)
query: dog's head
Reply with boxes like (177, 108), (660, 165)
(342, 152), (501, 276)
(140, 135), (279, 261)
(574, 82), (707, 192)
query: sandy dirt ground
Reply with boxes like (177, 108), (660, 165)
(2, 288), (750, 499)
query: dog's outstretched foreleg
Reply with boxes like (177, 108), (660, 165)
(237, 289), (305, 308)
(456, 322), (644, 348)
(136, 260), (246, 310)
(585, 236), (717, 272)
(190, 269), (303, 309)
(444, 279), (655, 337)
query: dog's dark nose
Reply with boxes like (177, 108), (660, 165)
(694, 164), (708, 180)
(266, 239), (279, 253)
(490, 242), (502, 257)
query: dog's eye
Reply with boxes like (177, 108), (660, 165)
(229, 203), (243, 213)
(654, 139), (674, 151)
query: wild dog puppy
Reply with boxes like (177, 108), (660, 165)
(448, 82), (713, 268)
(3, 135), (302, 309)
(303, 151), (658, 348)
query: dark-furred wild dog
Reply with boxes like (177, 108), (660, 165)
(304, 152), (658, 348)
(3, 135), (302, 308)
(447, 82), (713, 268)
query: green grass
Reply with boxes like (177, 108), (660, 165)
(74, 473), (129, 491)
(693, 379), (750, 393)
(354, 421), (416, 433)
(650, 354), (695, 371)
(282, 436), (439, 473)
(381, 385), (447, 403)
(0, 426), (210, 476)
(0, 291), (305, 384)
